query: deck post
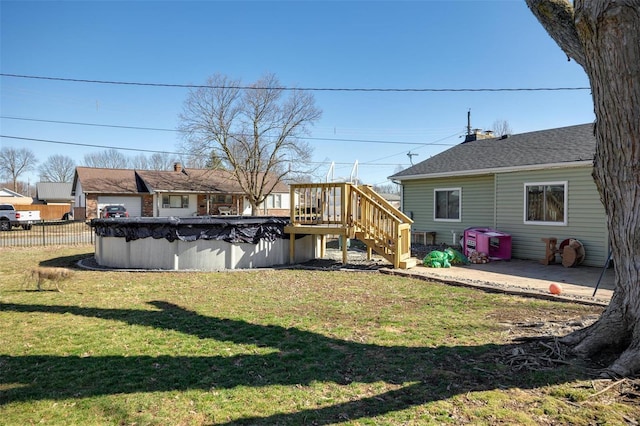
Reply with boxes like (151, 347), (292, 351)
(320, 234), (326, 258)
(394, 232), (401, 268)
(342, 230), (348, 265)
(289, 230), (295, 264)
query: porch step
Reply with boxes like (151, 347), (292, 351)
(357, 235), (417, 269)
(399, 257), (419, 269)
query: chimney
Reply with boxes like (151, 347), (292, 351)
(464, 129), (483, 143)
(464, 128), (495, 143)
(174, 162), (182, 172)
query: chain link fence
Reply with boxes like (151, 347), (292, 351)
(0, 220), (94, 247)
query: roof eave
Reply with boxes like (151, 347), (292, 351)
(391, 160), (594, 181)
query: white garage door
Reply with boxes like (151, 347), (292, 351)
(98, 196), (142, 217)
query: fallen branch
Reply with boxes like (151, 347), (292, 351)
(586, 378), (627, 400)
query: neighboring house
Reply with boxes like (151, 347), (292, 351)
(35, 182), (74, 205)
(0, 188), (33, 205)
(34, 182), (75, 220)
(72, 164), (290, 219)
(390, 123), (609, 267)
(381, 193), (401, 209)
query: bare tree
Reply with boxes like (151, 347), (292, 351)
(83, 149), (129, 169)
(179, 73), (321, 215)
(0, 147), (38, 192)
(0, 180), (33, 196)
(130, 154), (149, 170)
(180, 151), (223, 170)
(149, 152), (179, 171)
(492, 119), (513, 137)
(526, 0), (640, 377)
(372, 183), (400, 195)
(38, 154), (76, 182)
(130, 152), (179, 170)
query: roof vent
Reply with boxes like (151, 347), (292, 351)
(500, 134), (509, 140)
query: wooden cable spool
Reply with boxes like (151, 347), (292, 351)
(560, 238), (585, 267)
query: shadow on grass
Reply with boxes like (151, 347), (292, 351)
(39, 253), (93, 270)
(0, 301), (592, 424)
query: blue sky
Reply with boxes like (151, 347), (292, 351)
(1, 0), (594, 187)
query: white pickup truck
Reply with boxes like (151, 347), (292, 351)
(0, 204), (41, 231)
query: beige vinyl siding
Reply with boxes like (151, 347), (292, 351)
(495, 166), (608, 266)
(402, 175), (495, 245)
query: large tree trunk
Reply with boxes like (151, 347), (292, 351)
(526, 0), (640, 377)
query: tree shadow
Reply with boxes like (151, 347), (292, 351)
(39, 253), (93, 270)
(0, 301), (595, 424)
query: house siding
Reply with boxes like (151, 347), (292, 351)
(402, 175), (495, 245)
(155, 193), (199, 217)
(495, 166), (608, 267)
(401, 166), (608, 267)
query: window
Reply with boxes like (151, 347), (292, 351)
(216, 194), (232, 204)
(434, 188), (461, 221)
(162, 195), (189, 208)
(524, 182), (567, 225)
(266, 194), (282, 209)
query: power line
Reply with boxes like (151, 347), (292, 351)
(1, 115), (176, 133)
(0, 73), (591, 92)
(0, 135), (185, 156)
(363, 131), (463, 164)
(0, 115), (456, 146)
(0, 134), (410, 167)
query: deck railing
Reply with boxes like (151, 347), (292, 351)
(289, 183), (413, 268)
(348, 185), (413, 267)
(290, 182), (348, 225)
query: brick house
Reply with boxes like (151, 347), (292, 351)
(72, 164), (290, 219)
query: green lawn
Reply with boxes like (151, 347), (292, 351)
(0, 246), (637, 425)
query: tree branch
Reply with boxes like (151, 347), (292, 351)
(525, 0), (587, 69)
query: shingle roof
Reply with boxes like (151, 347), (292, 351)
(74, 167), (146, 193)
(138, 169), (289, 193)
(73, 167), (289, 194)
(391, 123), (596, 180)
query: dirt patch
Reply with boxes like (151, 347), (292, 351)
(295, 239), (450, 271)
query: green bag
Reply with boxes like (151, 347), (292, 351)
(423, 250), (451, 268)
(445, 248), (469, 265)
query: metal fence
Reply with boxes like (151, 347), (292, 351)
(0, 220), (94, 247)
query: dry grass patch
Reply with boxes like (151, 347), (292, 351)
(0, 245), (638, 425)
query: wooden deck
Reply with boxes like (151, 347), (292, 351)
(285, 183), (417, 269)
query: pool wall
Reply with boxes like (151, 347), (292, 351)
(94, 234), (320, 270)
(91, 216), (321, 271)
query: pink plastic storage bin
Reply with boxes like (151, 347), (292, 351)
(464, 227), (512, 261)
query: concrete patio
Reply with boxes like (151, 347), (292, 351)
(390, 258), (614, 306)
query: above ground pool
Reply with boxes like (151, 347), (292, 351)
(91, 216), (321, 271)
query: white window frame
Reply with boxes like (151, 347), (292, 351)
(523, 181), (568, 226)
(266, 193), (282, 209)
(433, 187), (462, 222)
(162, 194), (189, 209)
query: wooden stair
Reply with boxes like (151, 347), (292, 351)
(354, 232), (418, 269)
(286, 183), (417, 269)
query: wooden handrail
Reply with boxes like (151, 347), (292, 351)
(288, 183), (413, 268)
(358, 185), (413, 224)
